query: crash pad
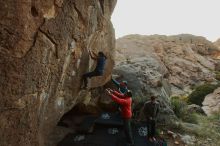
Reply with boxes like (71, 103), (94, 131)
(95, 112), (123, 126)
(58, 113), (166, 146)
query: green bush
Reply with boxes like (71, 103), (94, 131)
(171, 97), (187, 118)
(188, 83), (219, 106)
(209, 110), (220, 121)
(215, 72), (220, 81)
(183, 113), (198, 124)
(171, 97), (198, 124)
(192, 113), (220, 144)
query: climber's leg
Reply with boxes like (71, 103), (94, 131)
(82, 71), (100, 88)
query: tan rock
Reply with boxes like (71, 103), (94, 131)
(214, 38), (220, 49)
(202, 87), (220, 116)
(115, 34), (219, 96)
(0, 0), (116, 146)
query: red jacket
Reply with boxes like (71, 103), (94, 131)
(110, 91), (132, 119)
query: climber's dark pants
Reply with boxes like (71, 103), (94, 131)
(123, 119), (134, 145)
(82, 70), (103, 87)
(147, 119), (156, 138)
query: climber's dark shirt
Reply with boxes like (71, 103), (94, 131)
(94, 56), (106, 74)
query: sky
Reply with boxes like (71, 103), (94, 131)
(111, 0), (220, 41)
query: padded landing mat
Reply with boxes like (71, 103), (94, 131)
(95, 112), (123, 126)
(78, 115), (97, 133)
(58, 113), (167, 146)
(58, 124), (164, 146)
(58, 126), (122, 146)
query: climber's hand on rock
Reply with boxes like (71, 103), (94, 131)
(106, 88), (111, 95)
(109, 88), (114, 92)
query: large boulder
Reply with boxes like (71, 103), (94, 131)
(214, 38), (220, 49)
(116, 34), (220, 96)
(0, 0), (116, 146)
(114, 34), (220, 122)
(202, 87), (220, 116)
(113, 56), (175, 123)
(186, 104), (205, 114)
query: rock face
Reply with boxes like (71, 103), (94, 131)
(114, 34), (220, 121)
(202, 87), (220, 116)
(186, 104), (205, 114)
(214, 38), (220, 49)
(113, 57), (175, 122)
(116, 34), (219, 97)
(0, 0), (116, 146)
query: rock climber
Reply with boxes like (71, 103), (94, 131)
(81, 49), (107, 89)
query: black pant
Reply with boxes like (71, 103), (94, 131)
(123, 119), (134, 145)
(82, 70), (102, 87)
(147, 119), (156, 138)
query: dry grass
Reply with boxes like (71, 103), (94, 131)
(158, 112), (220, 146)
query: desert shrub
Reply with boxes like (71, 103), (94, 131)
(215, 72), (220, 81)
(192, 113), (220, 144)
(182, 113), (198, 124)
(171, 97), (187, 118)
(209, 111), (220, 134)
(171, 97), (198, 124)
(188, 83), (219, 106)
(209, 110), (220, 121)
(180, 95), (189, 102)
